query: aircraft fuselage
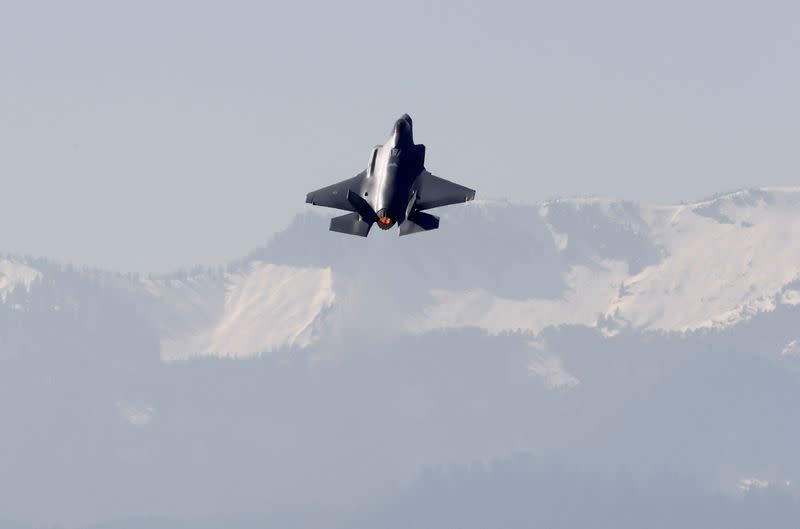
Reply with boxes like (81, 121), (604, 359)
(361, 114), (425, 229)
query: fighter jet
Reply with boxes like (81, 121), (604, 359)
(305, 114), (475, 236)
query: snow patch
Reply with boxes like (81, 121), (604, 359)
(528, 355), (580, 389)
(0, 259), (41, 301)
(738, 478), (770, 493)
(116, 401), (155, 427)
(410, 261), (628, 335)
(780, 289), (800, 306)
(782, 340), (800, 357)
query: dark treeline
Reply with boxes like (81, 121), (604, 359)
(2, 457), (798, 529)
(1, 317), (800, 525)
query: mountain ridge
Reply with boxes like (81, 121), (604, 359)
(3, 187), (800, 525)
(2, 186), (800, 361)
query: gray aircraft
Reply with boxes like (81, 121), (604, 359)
(305, 114), (476, 236)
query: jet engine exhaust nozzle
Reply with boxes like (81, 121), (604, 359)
(376, 209), (396, 230)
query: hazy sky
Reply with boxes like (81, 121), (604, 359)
(2, 0), (799, 272)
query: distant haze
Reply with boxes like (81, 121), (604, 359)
(3, 190), (800, 527)
(2, 1), (799, 272)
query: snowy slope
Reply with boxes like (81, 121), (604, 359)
(605, 188), (800, 330)
(414, 188), (800, 335)
(144, 263), (334, 362)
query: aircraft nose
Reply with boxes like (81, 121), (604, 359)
(391, 114), (414, 146)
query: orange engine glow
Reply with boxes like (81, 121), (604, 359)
(377, 216), (395, 229)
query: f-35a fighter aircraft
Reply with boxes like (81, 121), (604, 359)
(305, 114), (476, 236)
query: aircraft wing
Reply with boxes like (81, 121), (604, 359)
(305, 171), (366, 211)
(415, 170), (476, 211)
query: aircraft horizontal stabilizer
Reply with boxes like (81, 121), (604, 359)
(330, 212), (372, 237)
(399, 211), (439, 236)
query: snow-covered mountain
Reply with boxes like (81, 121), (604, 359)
(3, 187), (800, 526)
(4, 187), (800, 362)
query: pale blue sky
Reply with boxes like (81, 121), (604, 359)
(2, 0), (799, 272)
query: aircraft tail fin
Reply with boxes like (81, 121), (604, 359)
(399, 211), (439, 236)
(330, 212), (372, 237)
